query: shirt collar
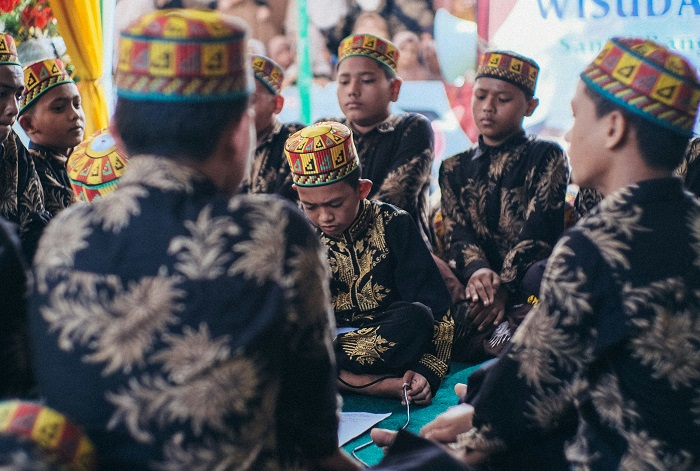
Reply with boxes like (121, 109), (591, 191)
(473, 130), (527, 160)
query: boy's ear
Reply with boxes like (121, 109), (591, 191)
(358, 178), (373, 199)
(389, 77), (402, 102)
(603, 109), (628, 150)
(291, 183), (298, 192)
(18, 113), (36, 135)
(274, 94), (284, 114)
(525, 97), (539, 117)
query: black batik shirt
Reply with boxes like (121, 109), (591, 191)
(240, 119), (304, 202)
(30, 156), (341, 471)
(320, 199), (453, 391)
(29, 142), (75, 217)
(439, 131), (569, 298)
(457, 178), (700, 470)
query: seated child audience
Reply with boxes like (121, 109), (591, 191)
(240, 54), (303, 201)
(373, 36), (700, 471)
(439, 50), (569, 362)
(285, 121), (453, 404)
(18, 58), (83, 216)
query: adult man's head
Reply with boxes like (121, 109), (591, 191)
(568, 37), (700, 194)
(472, 50), (540, 147)
(112, 9), (255, 195)
(251, 54), (284, 140)
(0, 34), (24, 143)
(285, 121), (371, 237)
(336, 34), (402, 133)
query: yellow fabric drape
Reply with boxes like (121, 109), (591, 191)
(51, 0), (109, 136)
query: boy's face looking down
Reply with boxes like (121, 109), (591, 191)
(0, 65), (24, 142)
(20, 82), (85, 153)
(471, 77), (538, 147)
(337, 56), (401, 133)
(295, 177), (372, 237)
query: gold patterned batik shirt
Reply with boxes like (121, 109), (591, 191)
(439, 131), (569, 298)
(29, 143), (76, 217)
(457, 178), (700, 469)
(29, 156), (341, 471)
(240, 119), (304, 202)
(0, 130), (49, 259)
(321, 199), (453, 391)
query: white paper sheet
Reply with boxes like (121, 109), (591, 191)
(338, 412), (392, 446)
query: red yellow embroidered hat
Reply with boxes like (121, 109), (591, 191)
(67, 128), (129, 203)
(19, 58), (74, 116)
(476, 50), (540, 97)
(581, 37), (700, 137)
(0, 34), (20, 66)
(338, 33), (399, 76)
(284, 121), (359, 186)
(116, 9), (253, 102)
(0, 400), (96, 471)
(251, 54), (284, 95)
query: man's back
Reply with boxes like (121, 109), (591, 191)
(29, 156), (340, 470)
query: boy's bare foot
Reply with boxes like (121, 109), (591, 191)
(337, 370), (405, 400)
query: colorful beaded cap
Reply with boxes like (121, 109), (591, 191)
(67, 128), (129, 202)
(338, 33), (399, 75)
(285, 121), (359, 186)
(251, 54), (284, 95)
(581, 37), (700, 137)
(476, 50), (540, 96)
(19, 58), (74, 115)
(0, 400), (96, 471)
(116, 9), (253, 102)
(0, 34), (19, 66)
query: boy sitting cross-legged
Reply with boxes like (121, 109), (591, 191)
(285, 121), (454, 405)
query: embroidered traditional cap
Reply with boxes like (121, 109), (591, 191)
(338, 33), (399, 75)
(251, 54), (284, 95)
(476, 50), (540, 96)
(284, 121), (359, 186)
(581, 37), (700, 137)
(19, 58), (74, 116)
(116, 8), (253, 102)
(67, 128), (129, 202)
(0, 34), (20, 66)
(0, 400), (96, 471)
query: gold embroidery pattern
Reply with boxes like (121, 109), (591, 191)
(339, 327), (396, 365)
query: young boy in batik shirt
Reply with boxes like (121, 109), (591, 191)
(18, 58), (83, 216)
(439, 50), (569, 362)
(286, 121), (453, 405)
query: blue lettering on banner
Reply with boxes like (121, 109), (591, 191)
(537, 0), (699, 18)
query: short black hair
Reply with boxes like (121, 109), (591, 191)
(114, 96), (248, 162)
(340, 166), (361, 189)
(584, 84), (689, 171)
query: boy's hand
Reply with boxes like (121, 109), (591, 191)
(402, 370), (432, 405)
(465, 268), (500, 306)
(468, 288), (507, 331)
(419, 403), (475, 443)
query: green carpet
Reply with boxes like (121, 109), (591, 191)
(341, 362), (484, 466)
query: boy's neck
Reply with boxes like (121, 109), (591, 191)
(479, 128), (525, 148)
(29, 141), (70, 158)
(348, 114), (390, 135)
